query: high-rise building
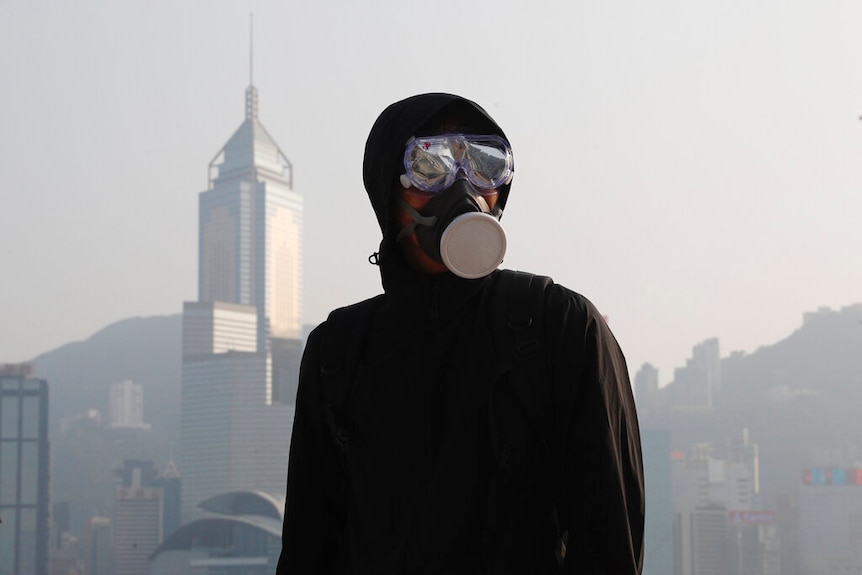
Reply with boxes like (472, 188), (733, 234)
(199, 84), (302, 348)
(634, 363), (664, 418)
(0, 364), (50, 575)
(113, 460), (163, 575)
(181, 84), (298, 522)
(85, 516), (113, 575)
(641, 429), (673, 575)
(159, 459), (181, 540)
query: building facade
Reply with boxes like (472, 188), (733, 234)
(0, 366), (50, 575)
(641, 428), (674, 575)
(798, 467), (862, 574)
(113, 460), (163, 575)
(85, 516), (113, 575)
(672, 437), (776, 575)
(160, 459), (182, 540)
(181, 343), (294, 520)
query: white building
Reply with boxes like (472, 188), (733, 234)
(109, 379), (150, 430)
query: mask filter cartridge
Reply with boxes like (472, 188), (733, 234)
(439, 212), (507, 279)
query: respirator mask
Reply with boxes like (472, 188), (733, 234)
(396, 133), (514, 279)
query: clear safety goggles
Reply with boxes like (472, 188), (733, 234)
(401, 134), (514, 193)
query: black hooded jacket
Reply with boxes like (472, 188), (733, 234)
(278, 94), (644, 574)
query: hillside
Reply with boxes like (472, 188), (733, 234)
(24, 302), (862, 536)
(31, 314), (182, 439)
(645, 303), (862, 502)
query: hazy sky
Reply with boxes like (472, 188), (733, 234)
(2, 0), (860, 384)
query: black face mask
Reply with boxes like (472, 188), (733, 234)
(397, 179), (507, 279)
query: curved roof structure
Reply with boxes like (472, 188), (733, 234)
(150, 490), (284, 559)
(198, 489), (284, 521)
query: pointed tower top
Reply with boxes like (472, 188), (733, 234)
(208, 15), (293, 189)
(162, 458), (181, 479)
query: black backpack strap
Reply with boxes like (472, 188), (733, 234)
(484, 270), (554, 558)
(320, 295), (385, 456)
(488, 270), (554, 446)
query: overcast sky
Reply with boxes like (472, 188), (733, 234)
(2, 0), (860, 384)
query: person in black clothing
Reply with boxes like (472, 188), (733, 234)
(277, 93), (644, 574)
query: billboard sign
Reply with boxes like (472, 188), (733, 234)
(803, 468), (862, 486)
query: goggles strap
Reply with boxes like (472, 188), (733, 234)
(396, 198), (438, 243)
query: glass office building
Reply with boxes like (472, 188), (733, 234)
(0, 368), (50, 575)
(199, 84), (303, 347)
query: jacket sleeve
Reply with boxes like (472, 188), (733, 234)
(545, 286), (645, 574)
(277, 323), (345, 573)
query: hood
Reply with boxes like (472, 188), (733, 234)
(363, 93), (512, 260)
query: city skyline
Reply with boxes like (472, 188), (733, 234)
(19, 281), (862, 572)
(2, 1), (861, 386)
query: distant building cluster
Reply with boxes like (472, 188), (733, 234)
(2, 56), (860, 574)
(636, 317), (862, 575)
(635, 337), (721, 416)
(671, 433), (775, 575)
(640, 425), (773, 575)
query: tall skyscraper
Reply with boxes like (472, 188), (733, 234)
(199, 83), (302, 349)
(0, 364), (50, 575)
(181, 83), (298, 521)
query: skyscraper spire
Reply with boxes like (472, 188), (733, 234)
(246, 13), (258, 120)
(245, 86), (259, 121)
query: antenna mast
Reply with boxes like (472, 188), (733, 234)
(250, 13), (254, 86)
